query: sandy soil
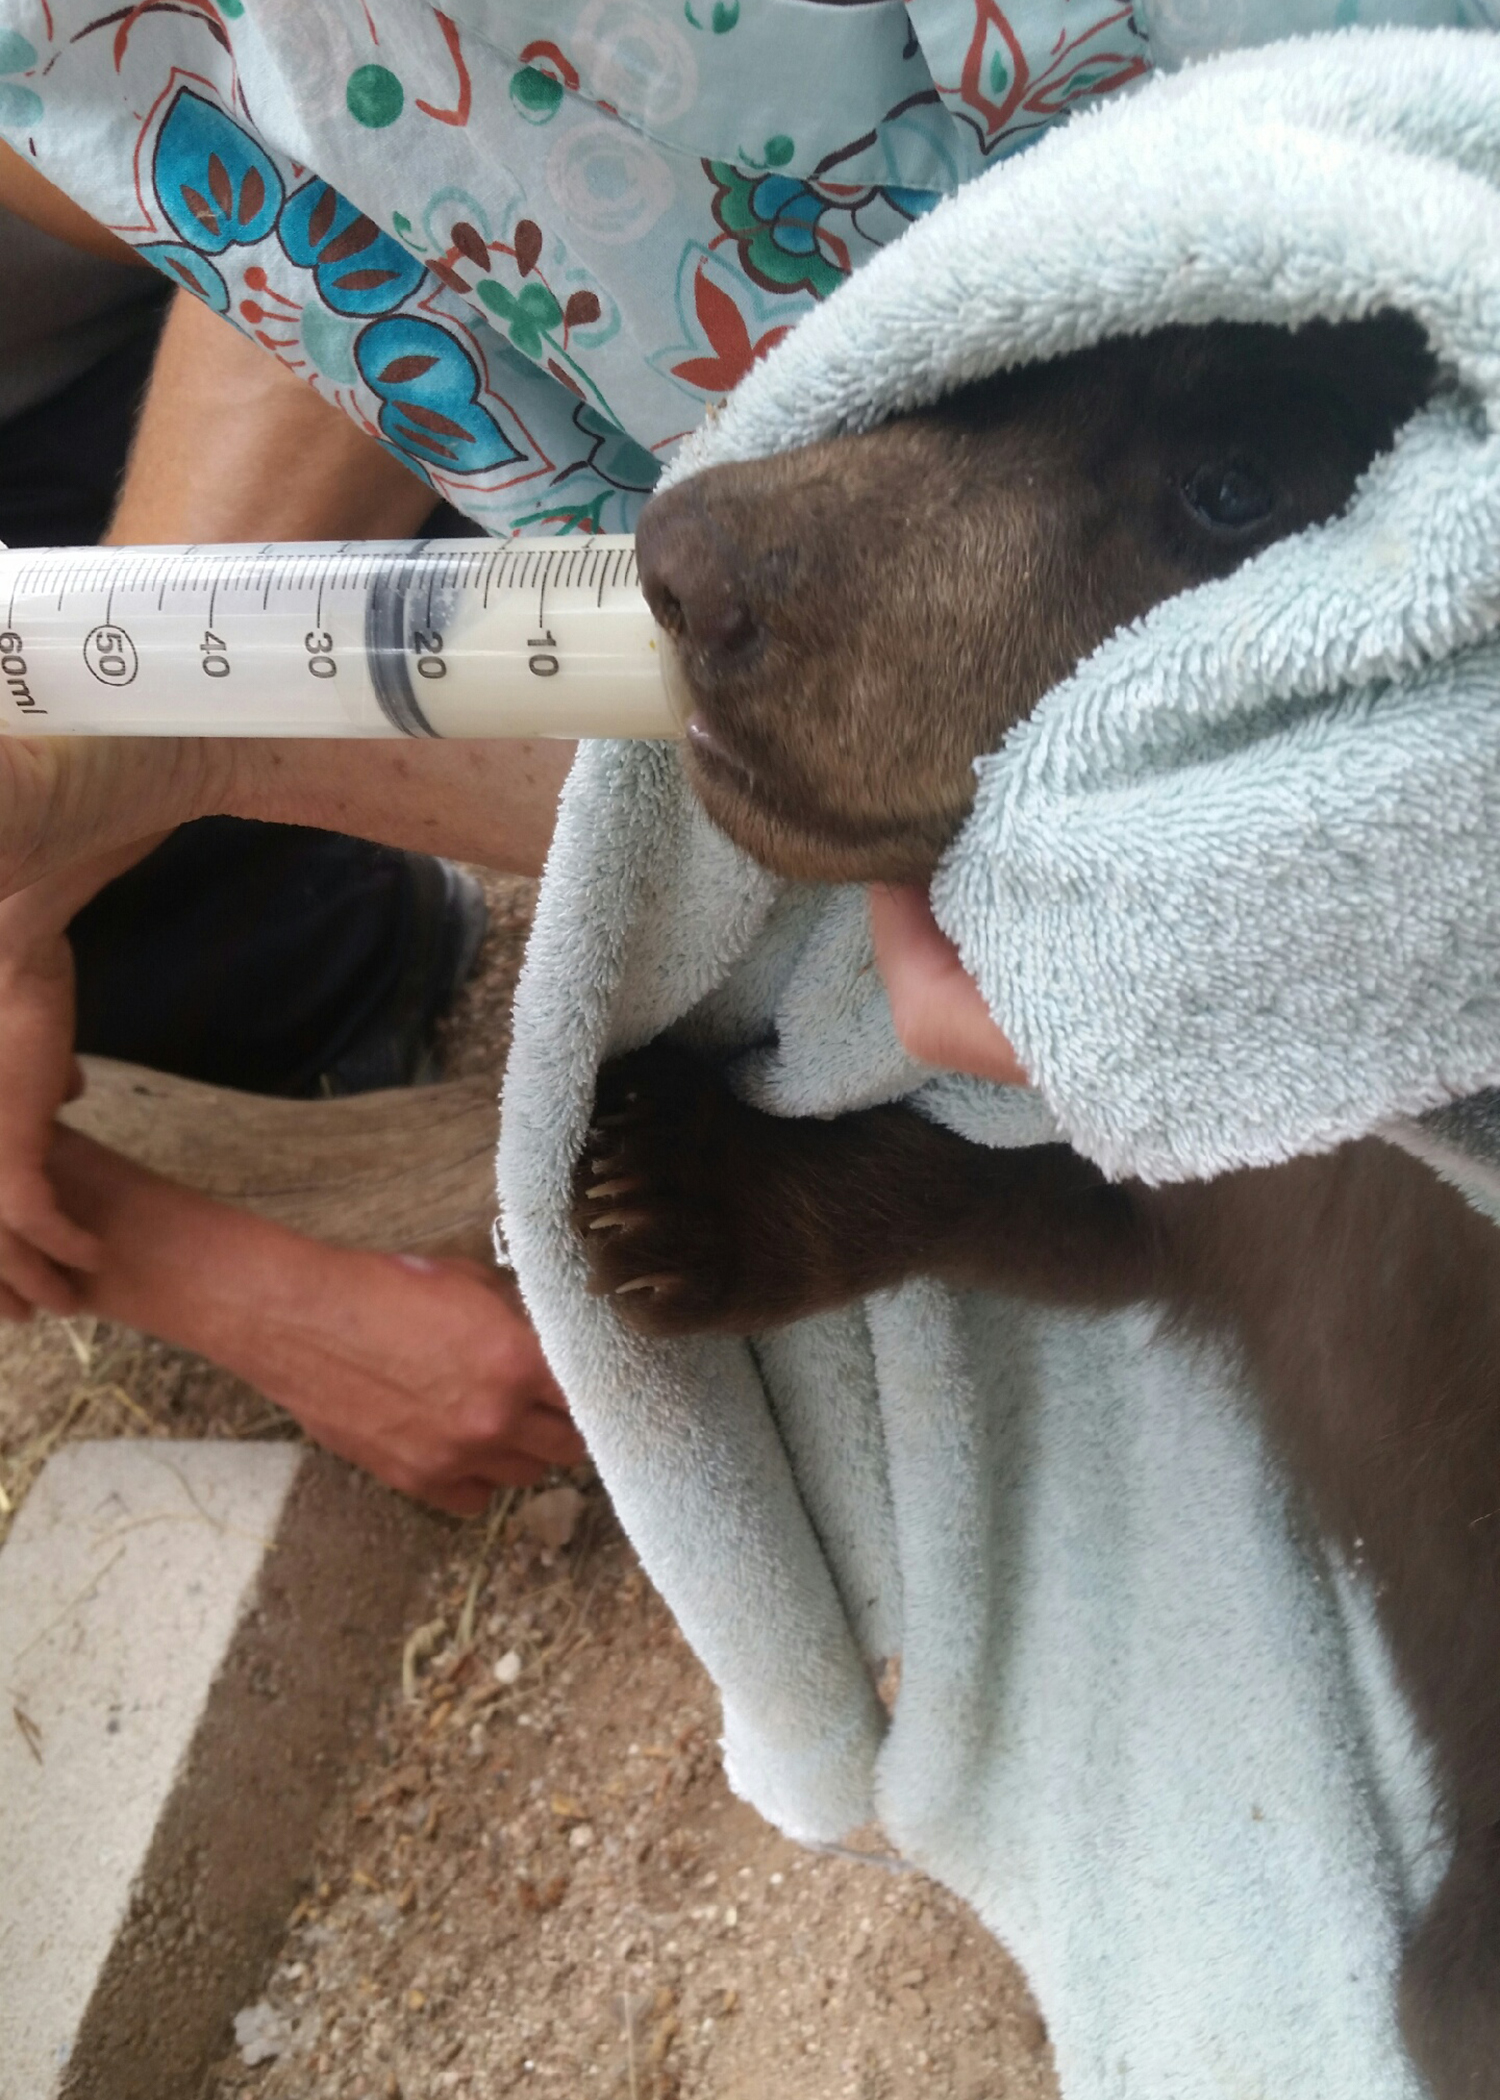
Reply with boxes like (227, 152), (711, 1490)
(0, 871), (1056, 2100)
(204, 1489), (1055, 2100)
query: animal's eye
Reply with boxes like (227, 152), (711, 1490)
(1181, 458), (1276, 533)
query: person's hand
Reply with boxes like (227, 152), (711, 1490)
(0, 917), (100, 1318)
(0, 735), (218, 901)
(45, 1120), (584, 1515)
(272, 1252), (586, 1516)
(0, 844), (173, 1319)
(869, 882), (1030, 1086)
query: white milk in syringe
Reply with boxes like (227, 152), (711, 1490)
(0, 537), (686, 738)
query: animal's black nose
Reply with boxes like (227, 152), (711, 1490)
(636, 486), (758, 669)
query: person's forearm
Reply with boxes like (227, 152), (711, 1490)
(0, 730), (571, 896)
(48, 1125), (340, 1359)
(219, 735), (573, 872)
(106, 291), (439, 544)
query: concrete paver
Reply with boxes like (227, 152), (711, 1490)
(0, 1441), (437, 2100)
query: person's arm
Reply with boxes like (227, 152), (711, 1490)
(107, 286), (439, 542)
(108, 294), (576, 868)
(107, 293), (576, 865)
(0, 285), (566, 1298)
(0, 720), (573, 899)
(46, 1129), (584, 1514)
(0, 234), (580, 1506)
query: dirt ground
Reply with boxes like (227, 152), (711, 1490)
(0, 873), (1056, 2100)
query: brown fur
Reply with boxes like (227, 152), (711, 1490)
(574, 314), (1500, 2095)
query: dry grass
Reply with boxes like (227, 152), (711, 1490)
(0, 1315), (296, 1550)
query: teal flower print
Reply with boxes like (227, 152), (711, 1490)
(0, 30), (42, 133)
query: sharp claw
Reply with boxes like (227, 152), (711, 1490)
(588, 1209), (647, 1234)
(592, 1107), (644, 1130)
(615, 1273), (679, 1296)
(586, 1177), (641, 1201)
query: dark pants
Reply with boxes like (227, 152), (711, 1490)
(67, 819), (449, 1095)
(2, 306), (479, 1095)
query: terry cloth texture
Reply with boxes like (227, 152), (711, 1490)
(501, 31), (1500, 2100)
(660, 27), (1500, 1192)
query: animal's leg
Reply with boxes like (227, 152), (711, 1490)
(573, 1041), (1156, 1336)
(1401, 1828), (1500, 2100)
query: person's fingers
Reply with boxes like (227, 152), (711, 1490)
(421, 1456), (552, 1512)
(0, 1167), (104, 1273)
(424, 1477), (500, 1519)
(0, 1275), (33, 1321)
(868, 883), (1029, 1085)
(0, 1223), (80, 1315)
(505, 1403), (588, 1469)
(300, 1372), (572, 1507)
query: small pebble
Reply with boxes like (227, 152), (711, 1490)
(233, 2002), (292, 2067)
(494, 1650), (523, 1686)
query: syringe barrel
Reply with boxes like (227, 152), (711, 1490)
(0, 537), (683, 738)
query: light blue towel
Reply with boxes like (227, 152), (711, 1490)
(501, 32), (1500, 2099)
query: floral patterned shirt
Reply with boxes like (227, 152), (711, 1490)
(0, 0), (1492, 535)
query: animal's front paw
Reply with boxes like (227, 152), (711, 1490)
(572, 1042), (771, 1335)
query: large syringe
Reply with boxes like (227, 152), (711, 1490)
(0, 536), (686, 738)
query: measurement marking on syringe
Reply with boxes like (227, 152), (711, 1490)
(1, 535), (664, 736)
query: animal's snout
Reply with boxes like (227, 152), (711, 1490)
(636, 485), (762, 674)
